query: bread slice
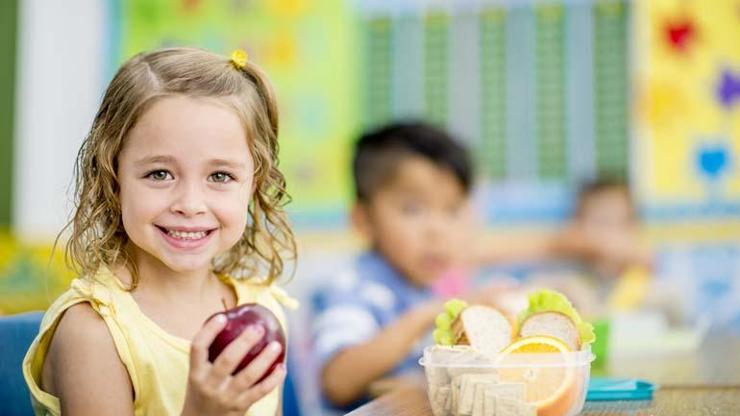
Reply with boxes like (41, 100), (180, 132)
(452, 305), (513, 354)
(519, 311), (580, 350)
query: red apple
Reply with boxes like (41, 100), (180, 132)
(206, 303), (285, 382)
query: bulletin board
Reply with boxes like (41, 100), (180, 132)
(633, 0), (740, 220)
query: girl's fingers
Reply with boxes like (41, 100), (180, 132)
(208, 325), (264, 382)
(230, 341), (283, 392)
(234, 363), (286, 409)
(190, 314), (227, 371)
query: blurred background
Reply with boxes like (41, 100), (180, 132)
(0, 0), (738, 413)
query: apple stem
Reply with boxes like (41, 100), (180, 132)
(221, 298), (228, 311)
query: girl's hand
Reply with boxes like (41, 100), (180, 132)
(181, 315), (286, 416)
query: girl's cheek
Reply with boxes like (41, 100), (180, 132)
(218, 200), (250, 224)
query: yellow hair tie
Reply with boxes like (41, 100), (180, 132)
(230, 49), (248, 70)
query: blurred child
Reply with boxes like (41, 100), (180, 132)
(467, 180), (649, 272)
(569, 178), (651, 278)
(23, 48), (297, 415)
(311, 122), (495, 410)
(534, 178), (653, 316)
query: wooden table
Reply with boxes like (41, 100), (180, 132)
(348, 333), (740, 415)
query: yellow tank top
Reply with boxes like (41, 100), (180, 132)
(22, 266), (298, 416)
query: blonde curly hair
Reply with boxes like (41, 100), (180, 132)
(61, 47), (295, 288)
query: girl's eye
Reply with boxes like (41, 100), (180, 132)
(147, 170), (172, 181)
(209, 171), (234, 183)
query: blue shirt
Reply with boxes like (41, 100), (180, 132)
(310, 251), (434, 410)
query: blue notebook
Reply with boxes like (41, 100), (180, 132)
(586, 378), (657, 401)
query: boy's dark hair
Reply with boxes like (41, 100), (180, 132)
(575, 177), (634, 217)
(352, 121), (473, 202)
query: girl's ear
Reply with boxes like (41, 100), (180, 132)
(350, 202), (372, 240)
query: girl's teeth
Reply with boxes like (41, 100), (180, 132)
(166, 230), (207, 240)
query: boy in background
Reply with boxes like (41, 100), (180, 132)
(310, 122), (485, 410)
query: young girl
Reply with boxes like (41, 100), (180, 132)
(22, 47), (298, 415)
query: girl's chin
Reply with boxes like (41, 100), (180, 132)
(156, 254), (214, 273)
(170, 261), (213, 272)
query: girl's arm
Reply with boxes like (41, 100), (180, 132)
(44, 303), (134, 415)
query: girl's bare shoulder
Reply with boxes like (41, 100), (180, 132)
(43, 302), (134, 414)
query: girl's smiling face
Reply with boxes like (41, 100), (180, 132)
(117, 96), (254, 273)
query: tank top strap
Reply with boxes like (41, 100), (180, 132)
(223, 275), (299, 310)
(267, 283), (300, 310)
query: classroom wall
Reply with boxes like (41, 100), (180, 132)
(7, 0), (739, 241)
(0, 0), (18, 227)
(13, 0), (106, 241)
(1, 0), (738, 318)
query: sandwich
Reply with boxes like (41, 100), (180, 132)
(433, 299), (514, 354)
(517, 289), (595, 350)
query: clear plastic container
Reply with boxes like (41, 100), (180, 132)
(419, 345), (594, 416)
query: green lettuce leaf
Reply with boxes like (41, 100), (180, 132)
(434, 298), (468, 345)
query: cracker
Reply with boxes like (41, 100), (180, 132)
(483, 390), (497, 415)
(488, 382), (525, 402)
(495, 396), (523, 416)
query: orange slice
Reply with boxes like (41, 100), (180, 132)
(495, 336), (580, 416)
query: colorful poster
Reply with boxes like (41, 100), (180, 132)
(634, 0), (740, 217)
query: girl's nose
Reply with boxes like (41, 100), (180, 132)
(170, 182), (207, 217)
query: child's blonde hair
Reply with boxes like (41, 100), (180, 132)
(63, 47), (295, 288)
